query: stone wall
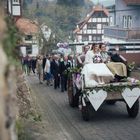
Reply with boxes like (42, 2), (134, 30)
(0, 42), (17, 140)
(16, 68), (31, 118)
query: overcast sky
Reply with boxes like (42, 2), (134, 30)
(91, 0), (115, 6)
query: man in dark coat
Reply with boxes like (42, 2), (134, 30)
(31, 57), (37, 74)
(50, 54), (60, 89)
(59, 55), (71, 92)
(42, 55), (46, 80)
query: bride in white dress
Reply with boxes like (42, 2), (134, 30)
(82, 44), (114, 86)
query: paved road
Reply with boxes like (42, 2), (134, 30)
(27, 75), (140, 140)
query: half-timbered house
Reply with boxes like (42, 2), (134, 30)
(74, 5), (109, 43)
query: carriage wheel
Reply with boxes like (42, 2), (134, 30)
(67, 77), (75, 107)
(126, 99), (139, 118)
(81, 102), (90, 121)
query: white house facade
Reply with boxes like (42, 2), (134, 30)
(74, 5), (109, 43)
(7, 0), (22, 17)
(16, 18), (40, 57)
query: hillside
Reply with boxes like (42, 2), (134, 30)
(23, 0), (94, 42)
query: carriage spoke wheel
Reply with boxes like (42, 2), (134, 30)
(81, 102), (90, 121)
(67, 77), (75, 107)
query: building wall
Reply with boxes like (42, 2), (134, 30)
(20, 35), (39, 56)
(115, 0), (140, 28)
(108, 12), (115, 26)
(76, 15), (108, 42)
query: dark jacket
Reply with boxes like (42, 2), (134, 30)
(110, 53), (127, 65)
(43, 57), (46, 69)
(50, 60), (60, 76)
(59, 61), (71, 75)
(31, 59), (37, 68)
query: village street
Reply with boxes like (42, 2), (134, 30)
(27, 75), (140, 140)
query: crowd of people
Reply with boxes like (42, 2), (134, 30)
(21, 43), (128, 91)
(21, 53), (75, 92)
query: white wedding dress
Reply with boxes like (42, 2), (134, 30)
(82, 51), (114, 87)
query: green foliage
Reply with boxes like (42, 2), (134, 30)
(16, 120), (27, 140)
(28, 111), (42, 122)
(23, 0), (93, 51)
(67, 67), (82, 78)
(128, 61), (135, 72)
(33, 114), (42, 122)
(16, 119), (36, 140)
(84, 83), (140, 96)
(3, 17), (21, 65)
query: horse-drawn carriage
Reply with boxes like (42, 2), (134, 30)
(67, 42), (140, 121)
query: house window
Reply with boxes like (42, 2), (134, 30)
(92, 36), (96, 41)
(26, 46), (32, 54)
(97, 36), (102, 41)
(109, 16), (113, 26)
(93, 18), (97, 22)
(123, 16), (127, 28)
(102, 23), (108, 28)
(123, 15), (132, 28)
(97, 24), (102, 29)
(82, 29), (87, 34)
(82, 35), (89, 41)
(25, 35), (33, 41)
(97, 18), (101, 22)
(87, 23), (97, 29)
(92, 35), (102, 41)
(97, 30), (102, 34)
(102, 18), (107, 22)
(128, 16), (132, 28)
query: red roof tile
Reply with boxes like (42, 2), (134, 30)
(16, 18), (39, 35)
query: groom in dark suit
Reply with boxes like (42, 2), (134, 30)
(59, 55), (71, 92)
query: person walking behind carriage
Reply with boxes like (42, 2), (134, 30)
(22, 55), (28, 74)
(51, 54), (60, 89)
(27, 56), (32, 75)
(36, 55), (44, 84)
(43, 55), (46, 80)
(31, 56), (37, 75)
(59, 55), (71, 92)
(44, 54), (53, 86)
